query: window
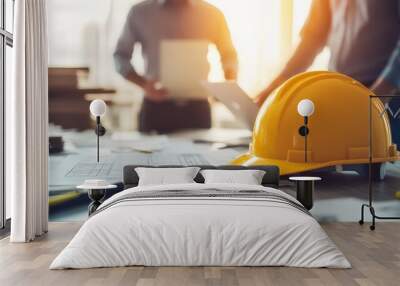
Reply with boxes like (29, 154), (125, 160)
(206, 0), (328, 95)
(0, 0), (14, 230)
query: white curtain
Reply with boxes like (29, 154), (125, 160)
(9, 0), (49, 242)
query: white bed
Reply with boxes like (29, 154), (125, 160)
(50, 183), (350, 269)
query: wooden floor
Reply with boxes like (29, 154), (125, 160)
(0, 222), (400, 286)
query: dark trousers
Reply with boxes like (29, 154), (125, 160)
(138, 98), (211, 134)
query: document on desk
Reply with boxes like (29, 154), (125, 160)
(49, 149), (241, 187)
(160, 40), (210, 100)
(199, 149), (241, 165)
(111, 132), (169, 153)
(49, 132), (243, 188)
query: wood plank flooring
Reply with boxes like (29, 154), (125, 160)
(1, 222), (400, 286)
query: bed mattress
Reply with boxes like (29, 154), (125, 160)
(50, 183), (350, 269)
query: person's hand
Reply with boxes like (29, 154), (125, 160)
(254, 80), (282, 107)
(255, 90), (270, 107)
(143, 80), (168, 102)
(224, 68), (237, 81)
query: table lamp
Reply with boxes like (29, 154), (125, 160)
(297, 99), (315, 163)
(90, 99), (107, 163)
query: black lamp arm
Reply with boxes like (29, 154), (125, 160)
(298, 116), (309, 163)
(95, 116), (106, 163)
(95, 116), (106, 136)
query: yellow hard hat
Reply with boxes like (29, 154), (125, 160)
(232, 71), (400, 175)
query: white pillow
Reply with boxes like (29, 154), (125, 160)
(135, 167), (200, 186)
(200, 169), (266, 185)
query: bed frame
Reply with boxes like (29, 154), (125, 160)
(123, 165), (280, 189)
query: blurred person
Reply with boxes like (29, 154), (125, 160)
(256, 0), (400, 143)
(114, 0), (237, 134)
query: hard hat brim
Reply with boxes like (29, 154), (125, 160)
(231, 153), (400, 176)
(231, 153), (327, 176)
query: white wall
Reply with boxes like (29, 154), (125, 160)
(47, 0), (110, 67)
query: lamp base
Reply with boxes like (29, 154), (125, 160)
(88, 189), (106, 215)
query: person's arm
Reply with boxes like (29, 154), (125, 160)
(255, 0), (331, 105)
(370, 41), (400, 101)
(214, 11), (238, 80)
(113, 8), (167, 102)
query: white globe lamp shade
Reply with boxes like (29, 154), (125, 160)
(90, 99), (107, 117)
(297, 99), (315, 117)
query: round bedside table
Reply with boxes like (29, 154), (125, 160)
(289, 176), (321, 210)
(77, 180), (117, 215)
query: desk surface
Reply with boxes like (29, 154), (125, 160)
(49, 128), (250, 194)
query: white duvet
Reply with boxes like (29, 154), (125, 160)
(50, 183), (351, 269)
